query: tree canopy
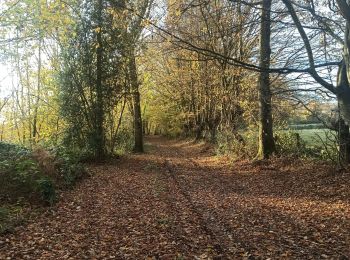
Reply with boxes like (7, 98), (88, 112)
(0, 0), (349, 161)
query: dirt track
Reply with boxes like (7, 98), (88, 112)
(1, 136), (350, 259)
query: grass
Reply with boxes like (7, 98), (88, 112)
(289, 123), (325, 130)
(280, 128), (336, 147)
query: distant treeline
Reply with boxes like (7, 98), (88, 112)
(288, 124), (327, 130)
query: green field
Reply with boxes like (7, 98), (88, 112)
(279, 128), (336, 147)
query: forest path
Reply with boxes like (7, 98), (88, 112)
(1, 136), (350, 259)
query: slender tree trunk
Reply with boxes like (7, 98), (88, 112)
(257, 0), (275, 159)
(24, 46), (32, 146)
(129, 50), (144, 153)
(1, 122), (4, 141)
(32, 0), (42, 143)
(95, 0), (105, 159)
(32, 37), (41, 143)
(210, 125), (217, 143)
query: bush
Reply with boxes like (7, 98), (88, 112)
(307, 132), (338, 163)
(0, 206), (25, 234)
(216, 130), (258, 159)
(0, 207), (9, 223)
(114, 129), (134, 155)
(0, 142), (87, 205)
(275, 131), (307, 157)
(0, 142), (87, 234)
(275, 130), (338, 162)
(0, 142), (30, 161)
(0, 150), (42, 203)
(36, 177), (56, 205)
(47, 145), (88, 187)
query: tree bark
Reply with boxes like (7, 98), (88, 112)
(257, 0), (275, 159)
(95, 0), (105, 159)
(32, 0), (42, 143)
(32, 38), (41, 143)
(129, 50), (144, 153)
(338, 117), (350, 165)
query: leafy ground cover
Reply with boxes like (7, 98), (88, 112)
(0, 136), (349, 259)
(0, 142), (86, 236)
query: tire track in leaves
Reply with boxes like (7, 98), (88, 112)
(161, 158), (245, 259)
(154, 159), (224, 259)
(163, 150), (350, 259)
(165, 158), (310, 258)
(151, 138), (259, 258)
(150, 136), (247, 258)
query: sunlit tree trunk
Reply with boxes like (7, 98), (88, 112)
(336, 29), (350, 126)
(338, 117), (350, 164)
(329, 2), (350, 130)
(336, 26), (350, 165)
(336, 51), (350, 164)
(257, 0), (275, 159)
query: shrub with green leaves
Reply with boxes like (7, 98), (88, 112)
(0, 142), (30, 161)
(0, 206), (25, 234)
(49, 146), (88, 187)
(216, 130), (258, 159)
(311, 131), (338, 162)
(0, 143), (42, 203)
(275, 131), (307, 157)
(0, 141), (87, 205)
(114, 129), (134, 155)
(36, 177), (56, 205)
(275, 130), (338, 162)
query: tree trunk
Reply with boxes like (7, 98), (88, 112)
(129, 51), (144, 153)
(210, 126), (217, 143)
(337, 58), (350, 166)
(32, 38), (41, 143)
(337, 61), (350, 126)
(32, 0), (42, 144)
(95, 0), (105, 159)
(257, 0), (275, 159)
(338, 117), (350, 165)
(336, 4), (350, 126)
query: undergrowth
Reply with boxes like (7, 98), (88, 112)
(0, 205), (25, 234)
(216, 129), (338, 162)
(0, 142), (87, 234)
(216, 130), (258, 159)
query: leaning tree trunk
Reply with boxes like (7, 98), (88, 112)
(129, 50), (144, 153)
(257, 0), (275, 159)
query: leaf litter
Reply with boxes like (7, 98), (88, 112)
(1, 136), (350, 259)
